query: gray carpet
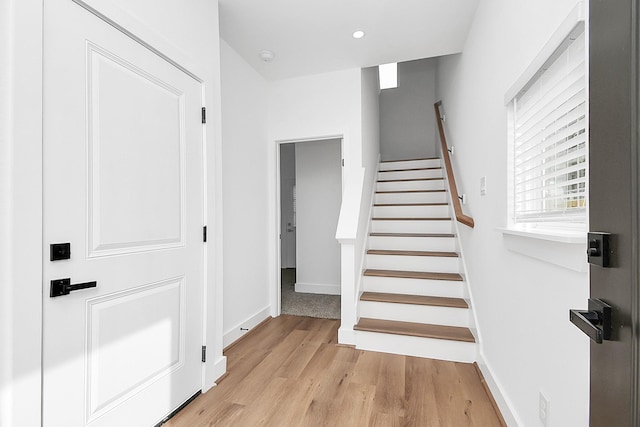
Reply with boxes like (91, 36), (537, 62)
(281, 269), (341, 319)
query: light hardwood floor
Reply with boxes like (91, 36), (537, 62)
(165, 315), (504, 426)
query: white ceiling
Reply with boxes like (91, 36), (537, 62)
(219, 0), (480, 80)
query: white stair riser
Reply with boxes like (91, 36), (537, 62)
(379, 159), (441, 171)
(376, 180), (445, 192)
(373, 205), (450, 218)
(355, 331), (476, 363)
(359, 301), (470, 327)
(378, 169), (443, 180)
(371, 220), (452, 234)
(362, 276), (464, 298)
(374, 192), (447, 204)
(368, 236), (456, 252)
(366, 254), (460, 273)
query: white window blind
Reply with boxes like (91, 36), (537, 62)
(513, 30), (587, 223)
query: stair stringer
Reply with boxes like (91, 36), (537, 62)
(354, 155), (381, 304)
(441, 156), (481, 345)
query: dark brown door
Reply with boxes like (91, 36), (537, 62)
(587, 0), (639, 425)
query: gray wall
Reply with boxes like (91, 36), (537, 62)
(295, 139), (342, 294)
(379, 58), (438, 161)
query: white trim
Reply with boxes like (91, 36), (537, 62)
(476, 353), (522, 427)
(222, 306), (271, 349)
(295, 282), (341, 295)
(338, 327), (356, 344)
(272, 134), (345, 319)
(71, 0), (203, 81)
(211, 356), (228, 386)
(355, 154), (380, 298)
(504, 2), (586, 104)
(498, 227), (586, 244)
(500, 229), (588, 272)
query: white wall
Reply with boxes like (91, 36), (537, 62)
(295, 139), (342, 294)
(356, 66), (381, 292)
(266, 69), (363, 317)
(380, 58), (438, 161)
(0, 1), (43, 426)
(436, 1), (589, 426)
(220, 40), (271, 347)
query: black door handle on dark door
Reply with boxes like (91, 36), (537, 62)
(569, 298), (612, 343)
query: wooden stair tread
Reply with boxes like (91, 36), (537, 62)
(370, 232), (455, 238)
(360, 292), (468, 308)
(367, 249), (458, 257)
(379, 166), (442, 172)
(381, 157), (440, 162)
(355, 318), (475, 343)
(372, 217), (451, 221)
(378, 177), (443, 183)
(374, 203), (448, 207)
(364, 269), (463, 281)
(376, 189), (445, 194)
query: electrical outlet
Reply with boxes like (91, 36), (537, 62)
(539, 392), (549, 426)
(480, 176), (487, 196)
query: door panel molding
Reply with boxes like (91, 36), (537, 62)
(85, 277), (186, 422)
(86, 41), (186, 257)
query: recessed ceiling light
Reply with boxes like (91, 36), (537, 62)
(352, 30), (365, 39)
(259, 50), (275, 62)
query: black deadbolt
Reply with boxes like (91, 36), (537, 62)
(50, 243), (71, 261)
(587, 232), (611, 267)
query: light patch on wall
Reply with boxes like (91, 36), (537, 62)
(379, 63), (398, 89)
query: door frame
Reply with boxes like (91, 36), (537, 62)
(273, 135), (344, 317)
(1, 1), (223, 423)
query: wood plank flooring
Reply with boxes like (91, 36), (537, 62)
(165, 315), (504, 427)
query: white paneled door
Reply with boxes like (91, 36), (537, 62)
(42, 1), (204, 426)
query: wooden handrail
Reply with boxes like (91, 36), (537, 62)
(434, 101), (475, 228)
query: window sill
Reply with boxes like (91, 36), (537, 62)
(498, 227), (586, 244)
(498, 227), (587, 272)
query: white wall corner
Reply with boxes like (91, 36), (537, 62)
(223, 305), (271, 349)
(476, 354), (522, 427)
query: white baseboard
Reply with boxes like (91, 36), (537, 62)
(295, 282), (340, 295)
(476, 353), (522, 426)
(223, 306), (271, 349)
(338, 326), (356, 345)
(211, 356), (227, 388)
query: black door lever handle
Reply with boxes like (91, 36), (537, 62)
(569, 298), (612, 343)
(50, 278), (97, 297)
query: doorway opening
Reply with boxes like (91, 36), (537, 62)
(278, 138), (342, 319)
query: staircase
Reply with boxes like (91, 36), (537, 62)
(353, 157), (477, 362)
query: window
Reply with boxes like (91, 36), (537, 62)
(509, 26), (587, 226)
(379, 62), (398, 90)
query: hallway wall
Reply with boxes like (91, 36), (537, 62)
(295, 139), (342, 294)
(436, 1), (589, 425)
(220, 40), (271, 347)
(380, 58), (438, 161)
